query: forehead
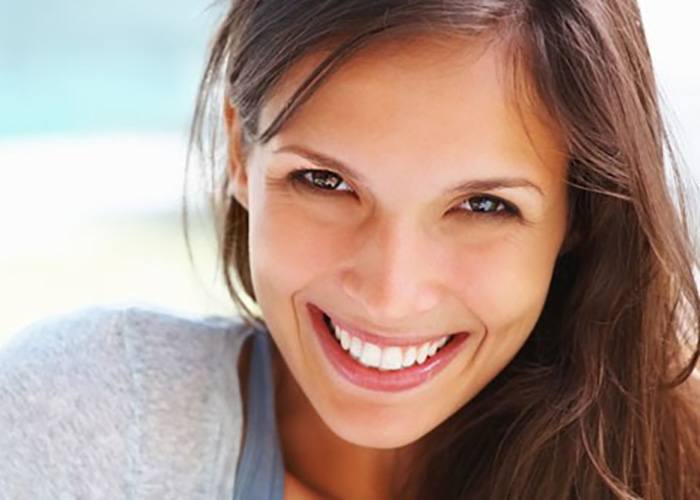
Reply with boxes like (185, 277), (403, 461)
(259, 35), (566, 183)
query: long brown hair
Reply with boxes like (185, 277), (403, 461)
(184, 1), (700, 498)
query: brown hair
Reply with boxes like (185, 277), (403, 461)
(185, 1), (700, 498)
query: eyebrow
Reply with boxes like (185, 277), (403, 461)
(274, 144), (544, 198)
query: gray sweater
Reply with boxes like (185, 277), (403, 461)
(0, 305), (257, 499)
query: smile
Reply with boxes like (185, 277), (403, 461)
(307, 303), (470, 392)
(324, 313), (452, 370)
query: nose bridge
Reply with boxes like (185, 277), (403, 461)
(341, 213), (441, 320)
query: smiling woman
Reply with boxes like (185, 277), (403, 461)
(227, 36), (571, 457)
(2, 1), (699, 499)
(194, 1), (700, 498)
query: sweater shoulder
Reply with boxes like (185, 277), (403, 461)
(0, 303), (255, 499)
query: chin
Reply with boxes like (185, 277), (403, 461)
(336, 425), (423, 449)
(319, 402), (435, 449)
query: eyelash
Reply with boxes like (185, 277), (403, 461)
(289, 168), (521, 220)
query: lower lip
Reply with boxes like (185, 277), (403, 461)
(307, 303), (469, 392)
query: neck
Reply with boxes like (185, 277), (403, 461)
(271, 345), (414, 500)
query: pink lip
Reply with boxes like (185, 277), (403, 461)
(307, 303), (469, 392)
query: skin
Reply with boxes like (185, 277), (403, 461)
(226, 36), (570, 499)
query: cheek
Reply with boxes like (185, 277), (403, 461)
(248, 196), (351, 293)
(450, 231), (559, 332)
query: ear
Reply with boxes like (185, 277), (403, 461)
(224, 99), (250, 210)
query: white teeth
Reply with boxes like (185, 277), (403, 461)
(428, 340), (439, 357)
(416, 343), (430, 364)
(359, 343), (382, 368)
(402, 346), (417, 368)
(327, 318), (451, 370)
(339, 329), (351, 350)
(380, 347), (403, 371)
(349, 337), (363, 359)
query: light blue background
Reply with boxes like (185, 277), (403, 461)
(0, 0), (220, 136)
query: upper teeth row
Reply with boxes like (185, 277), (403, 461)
(332, 323), (449, 370)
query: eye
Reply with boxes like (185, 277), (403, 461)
(455, 195), (520, 219)
(290, 168), (354, 193)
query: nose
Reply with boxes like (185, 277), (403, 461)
(340, 215), (443, 323)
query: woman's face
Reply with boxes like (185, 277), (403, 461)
(227, 37), (569, 448)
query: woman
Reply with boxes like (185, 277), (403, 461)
(2, 0), (699, 498)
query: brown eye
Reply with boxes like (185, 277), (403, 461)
(457, 195), (519, 219)
(467, 196), (505, 213)
(291, 169), (353, 193)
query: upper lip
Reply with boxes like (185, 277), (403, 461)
(314, 304), (464, 347)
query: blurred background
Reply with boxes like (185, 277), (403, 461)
(0, 0), (233, 340)
(1, 0), (698, 342)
